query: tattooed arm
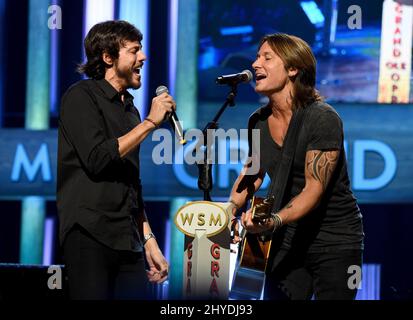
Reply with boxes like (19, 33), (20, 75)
(241, 149), (339, 234)
(275, 149), (339, 225)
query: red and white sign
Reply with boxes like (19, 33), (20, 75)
(378, 0), (413, 103)
(175, 201), (232, 299)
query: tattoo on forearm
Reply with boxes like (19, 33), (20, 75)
(284, 196), (296, 210)
(277, 196), (297, 224)
(306, 150), (339, 190)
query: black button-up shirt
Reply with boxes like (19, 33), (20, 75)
(57, 79), (144, 252)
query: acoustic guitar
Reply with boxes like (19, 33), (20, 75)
(230, 196), (274, 300)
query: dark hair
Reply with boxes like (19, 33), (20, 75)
(259, 33), (323, 109)
(77, 20), (143, 79)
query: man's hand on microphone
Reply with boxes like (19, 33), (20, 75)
(117, 93), (175, 158)
(146, 93), (176, 126)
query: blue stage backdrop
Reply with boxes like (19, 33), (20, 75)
(1, 103), (412, 203)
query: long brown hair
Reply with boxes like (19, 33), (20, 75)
(259, 33), (323, 109)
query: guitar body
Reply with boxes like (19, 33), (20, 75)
(230, 197), (273, 300)
(240, 232), (272, 271)
(239, 197), (272, 271)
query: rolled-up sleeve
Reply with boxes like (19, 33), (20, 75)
(59, 86), (120, 175)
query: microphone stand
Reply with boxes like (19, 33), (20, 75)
(198, 84), (238, 201)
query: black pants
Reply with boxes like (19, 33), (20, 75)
(63, 225), (148, 300)
(264, 249), (363, 300)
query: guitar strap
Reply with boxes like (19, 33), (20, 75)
(266, 105), (308, 211)
(264, 103), (311, 270)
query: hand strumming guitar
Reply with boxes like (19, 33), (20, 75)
(240, 207), (274, 234)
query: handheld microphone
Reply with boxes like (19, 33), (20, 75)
(155, 85), (186, 145)
(215, 69), (253, 85)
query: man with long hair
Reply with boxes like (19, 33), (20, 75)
(57, 20), (172, 299)
(230, 33), (364, 300)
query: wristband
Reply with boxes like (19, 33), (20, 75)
(143, 232), (156, 245)
(229, 199), (240, 209)
(271, 213), (283, 233)
(145, 117), (158, 128)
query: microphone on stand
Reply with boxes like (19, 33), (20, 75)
(215, 69), (253, 85)
(155, 85), (186, 145)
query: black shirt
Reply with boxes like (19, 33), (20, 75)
(249, 102), (364, 253)
(57, 79), (144, 252)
